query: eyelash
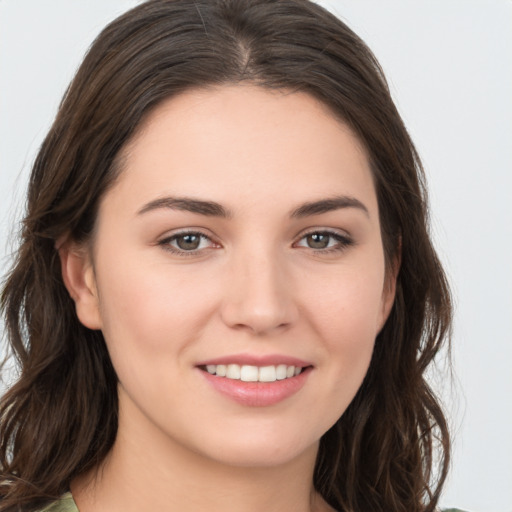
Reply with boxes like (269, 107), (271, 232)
(158, 229), (354, 256)
(294, 230), (354, 254)
(158, 230), (218, 257)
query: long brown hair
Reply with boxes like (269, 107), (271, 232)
(0, 1), (452, 511)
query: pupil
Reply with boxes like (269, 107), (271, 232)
(177, 234), (200, 250)
(307, 233), (329, 249)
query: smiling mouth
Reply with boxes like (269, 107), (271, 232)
(199, 364), (307, 383)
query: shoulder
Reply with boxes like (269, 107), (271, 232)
(38, 493), (78, 512)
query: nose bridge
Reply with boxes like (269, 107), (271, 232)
(221, 239), (296, 334)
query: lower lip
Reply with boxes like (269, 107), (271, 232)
(200, 367), (312, 407)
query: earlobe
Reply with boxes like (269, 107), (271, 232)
(58, 240), (102, 330)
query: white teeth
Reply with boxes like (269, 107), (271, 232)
(276, 364), (287, 380)
(205, 364), (304, 382)
(259, 365), (277, 382)
(226, 364), (241, 379)
(240, 365), (259, 382)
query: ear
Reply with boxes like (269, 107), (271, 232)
(57, 239), (102, 330)
(377, 242), (401, 333)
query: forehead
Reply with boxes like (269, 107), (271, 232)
(109, 85), (377, 215)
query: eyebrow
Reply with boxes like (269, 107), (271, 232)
(138, 196), (232, 218)
(290, 195), (369, 218)
(137, 194), (369, 219)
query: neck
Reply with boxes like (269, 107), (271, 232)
(71, 390), (333, 512)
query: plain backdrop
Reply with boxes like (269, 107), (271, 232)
(1, 1), (511, 511)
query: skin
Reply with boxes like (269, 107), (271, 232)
(61, 85), (397, 512)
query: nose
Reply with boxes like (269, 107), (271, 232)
(220, 249), (298, 336)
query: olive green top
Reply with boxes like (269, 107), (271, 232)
(39, 493), (76, 512)
(39, 492), (469, 512)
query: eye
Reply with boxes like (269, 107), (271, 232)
(159, 231), (219, 255)
(294, 230), (353, 252)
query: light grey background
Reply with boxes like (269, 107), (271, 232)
(1, 1), (511, 511)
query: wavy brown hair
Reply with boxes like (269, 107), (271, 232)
(0, 1), (452, 511)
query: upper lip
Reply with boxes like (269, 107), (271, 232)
(196, 353), (312, 367)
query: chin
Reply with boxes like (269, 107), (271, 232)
(188, 426), (322, 469)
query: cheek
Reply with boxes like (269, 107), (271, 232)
(321, 286), (378, 382)
(303, 261), (386, 341)
(299, 261), (385, 399)
(94, 251), (216, 365)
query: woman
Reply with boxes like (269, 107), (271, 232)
(0, 1), (456, 511)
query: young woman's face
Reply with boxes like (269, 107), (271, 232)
(71, 85), (395, 468)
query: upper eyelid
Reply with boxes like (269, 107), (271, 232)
(158, 227), (351, 239)
(158, 230), (219, 251)
(295, 227), (352, 239)
(159, 228), (216, 241)
(157, 227), (353, 247)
